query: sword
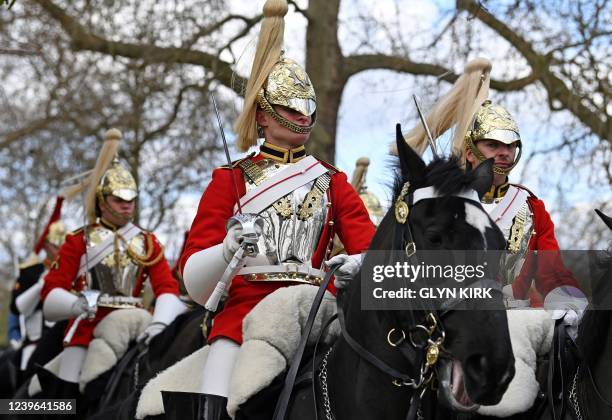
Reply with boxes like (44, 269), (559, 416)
(206, 92), (263, 312)
(412, 94), (439, 159)
(210, 92), (243, 214)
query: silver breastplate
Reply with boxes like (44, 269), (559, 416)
(483, 199), (535, 285)
(242, 159), (329, 267)
(86, 224), (145, 296)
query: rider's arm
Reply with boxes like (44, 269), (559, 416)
(182, 168), (245, 306)
(528, 198), (580, 298)
(41, 230), (86, 321)
(331, 172), (376, 255)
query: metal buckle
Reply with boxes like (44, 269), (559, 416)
(387, 328), (406, 347)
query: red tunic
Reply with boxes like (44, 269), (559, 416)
(510, 194), (580, 306)
(42, 225), (179, 347)
(181, 154), (375, 344)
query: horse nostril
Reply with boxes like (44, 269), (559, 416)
(464, 354), (488, 384)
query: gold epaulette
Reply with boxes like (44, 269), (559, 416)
(217, 152), (256, 170)
(510, 183), (537, 198)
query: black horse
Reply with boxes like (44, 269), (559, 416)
(561, 210), (612, 420)
(449, 210), (612, 420)
(84, 306), (207, 419)
(234, 124), (516, 420)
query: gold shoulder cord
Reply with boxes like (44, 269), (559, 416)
(116, 232), (165, 267)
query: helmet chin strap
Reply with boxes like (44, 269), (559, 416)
(257, 92), (316, 135)
(97, 191), (134, 225)
(465, 136), (522, 175)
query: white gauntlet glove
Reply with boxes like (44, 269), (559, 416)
(325, 254), (364, 289)
(223, 224), (244, 263)
(137, 322), (166, 344)
(502, 284), (531, 308)
(70, 295), (97, 318)
(544, 286), (588, 341)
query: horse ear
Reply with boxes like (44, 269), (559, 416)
(595, 209), (612, 231)
(470, 158), (494, 199)
(396, 123), (426, 186)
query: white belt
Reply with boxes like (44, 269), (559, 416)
(98, 295), (144, 308)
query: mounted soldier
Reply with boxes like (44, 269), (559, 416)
(403, 57), (587, 335)
(401, 57), (589, 417)
(9, 196), (66, 383)
(39, 129), (187, 406)
(178, 0), (375, 417)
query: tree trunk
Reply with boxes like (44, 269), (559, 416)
(305, 0), (346, 163)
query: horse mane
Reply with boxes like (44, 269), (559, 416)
(391, 156), (478, 201)
(576, 249), (612, 366)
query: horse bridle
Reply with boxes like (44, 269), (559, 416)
(331, 180), (502, 419)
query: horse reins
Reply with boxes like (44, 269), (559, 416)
(273, 181), (501, 420)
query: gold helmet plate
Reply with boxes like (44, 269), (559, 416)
(257, 57), (317, 134)
(465, 101), (522, 175)
(97, 158), (138, 201)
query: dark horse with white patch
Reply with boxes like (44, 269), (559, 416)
(236, 125), (516, 420)
(455, 210), (612, 420)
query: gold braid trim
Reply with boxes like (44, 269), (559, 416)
(116, 232), (165, 267)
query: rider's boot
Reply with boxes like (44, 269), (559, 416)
(37, 369), (87, 419)
(161, 391), (230, 420)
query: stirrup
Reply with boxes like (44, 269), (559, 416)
(161, 391), (230, 420)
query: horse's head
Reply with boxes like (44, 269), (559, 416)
(370, 125), (515, 409)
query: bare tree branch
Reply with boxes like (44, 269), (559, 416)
(30, 0), (245, 96)
(344, 54), (538, 91)
(457, 0), (610, 143)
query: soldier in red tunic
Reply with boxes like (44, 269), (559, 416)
(40, 129), (187, 401)
(10, 196), (66, 381)
(404, 58), (587, 337)
(177, 0), (375, 417)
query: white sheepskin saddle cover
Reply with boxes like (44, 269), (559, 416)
(476, 309), (554, 417)
(27, 308), (151, 396)
(79, 308), (152, 391)
(136, 284), (338, 419)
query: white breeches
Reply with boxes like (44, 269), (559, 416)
(200, 338), (240, 397)
(58, 346), (87, 383)
(20, 343), (37, 371)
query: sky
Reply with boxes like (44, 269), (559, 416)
(83, 1), (612, 253)
(3, 0), (610, 272)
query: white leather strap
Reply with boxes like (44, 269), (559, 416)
(77, 222), (142, 277)
(412, 186), (480, 205)
(234, 156), (329, 215)
(487, 185), (528, 225)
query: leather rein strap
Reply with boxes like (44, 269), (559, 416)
(272, 265), (339, 420)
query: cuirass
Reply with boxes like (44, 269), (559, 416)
(86, 224), (144, 296)
(483, 199), (535, 285)
(243, 159), (329, 266)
